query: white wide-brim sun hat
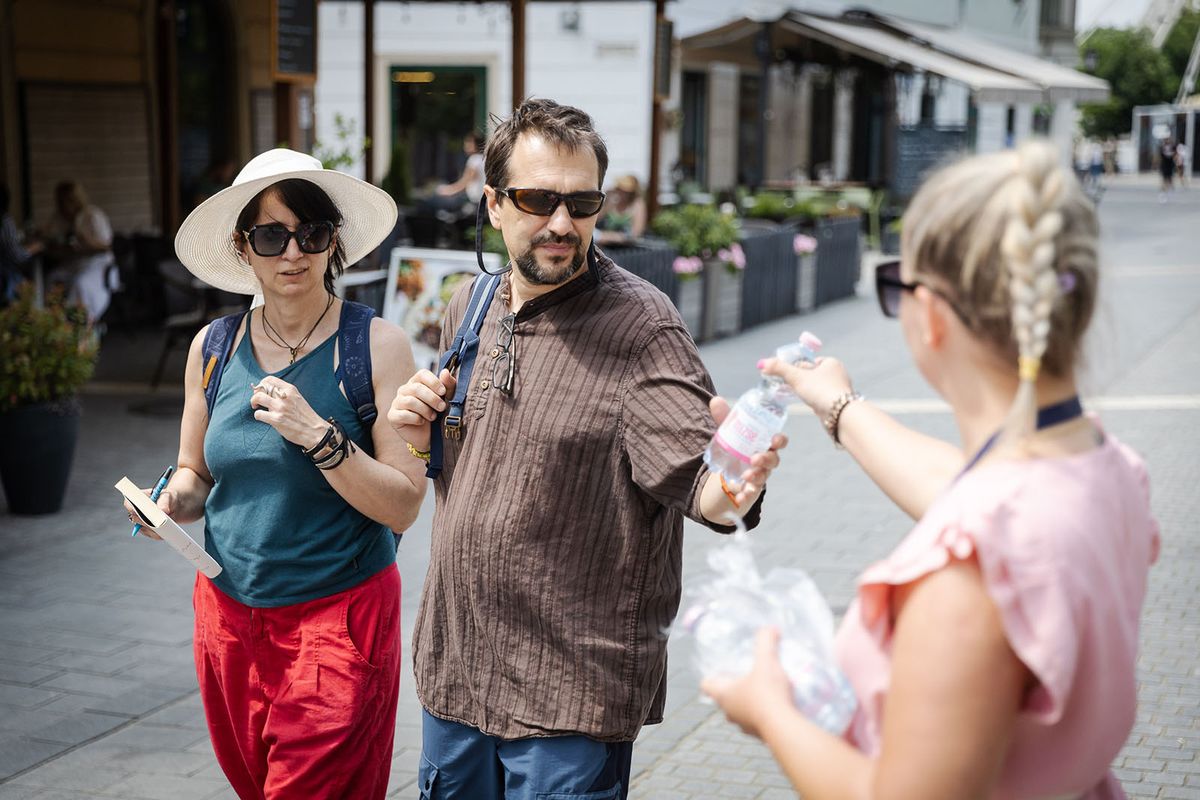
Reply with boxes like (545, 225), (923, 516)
(174, 148), (397, 295)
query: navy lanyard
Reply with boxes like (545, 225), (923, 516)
(957, 395), (1084, 479)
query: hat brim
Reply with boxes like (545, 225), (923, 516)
(174, 169), (397, 295)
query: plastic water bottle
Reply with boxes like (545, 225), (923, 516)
(704, 331), (822, 485)
(677, 529), (858, 735)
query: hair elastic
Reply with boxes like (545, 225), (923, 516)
(1018, 356), (1041, 382)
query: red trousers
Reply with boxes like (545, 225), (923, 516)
(193, 566), (401, 799)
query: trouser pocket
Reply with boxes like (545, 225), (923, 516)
(418, 753), (440, 799)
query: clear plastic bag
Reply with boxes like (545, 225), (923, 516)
(676, 530), (857, 735)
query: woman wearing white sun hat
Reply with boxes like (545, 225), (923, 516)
(121, 148), (427, 798)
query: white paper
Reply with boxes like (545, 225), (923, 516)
(115, 477), (223, 578)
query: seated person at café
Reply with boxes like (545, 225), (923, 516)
(595, 174), (647, 246)
(42, 181), (117, 323)
(0, 183), (43, 305)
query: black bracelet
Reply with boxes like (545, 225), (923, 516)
(313, 418), (357, 470)
(302, 420), (337, 458)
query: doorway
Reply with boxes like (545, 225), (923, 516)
(176, 0), (236, 215)
(389, 65), (487, 202)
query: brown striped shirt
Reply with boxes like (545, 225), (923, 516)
(412, 249), (763, 742)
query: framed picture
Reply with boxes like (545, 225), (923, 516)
(383, 247), (503, 369)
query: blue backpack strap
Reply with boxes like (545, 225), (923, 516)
(426, 272), (502, 479)
(201, 310), (248, 419)
(334, 300), (378, 427)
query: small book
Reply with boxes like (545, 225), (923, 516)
(114, 477), (223, 578)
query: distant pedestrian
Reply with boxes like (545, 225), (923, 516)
(1160, 138), (1176, 200)
(704, 140), (1159, 799)
(122, 148), (427, 799)
(1175, 140), (1188, 184)
(388, 98), (783, 799)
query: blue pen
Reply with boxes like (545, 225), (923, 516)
(132, 465), (175, 537)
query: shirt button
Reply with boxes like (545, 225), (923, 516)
(490, 348), (500, 358)
(480, 379), (490, 390)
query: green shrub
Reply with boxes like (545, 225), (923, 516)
(0, 286), (98, 412)
(650, 204), (739, 258)
(744, 192), (796, 222)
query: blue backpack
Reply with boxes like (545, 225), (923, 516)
(200, 300), (379, 428)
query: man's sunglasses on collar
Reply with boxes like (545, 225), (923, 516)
(498, 188), (606, 218)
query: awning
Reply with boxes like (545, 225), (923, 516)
(779, 13), (1045, 105)
(885, 19), (1110, 103)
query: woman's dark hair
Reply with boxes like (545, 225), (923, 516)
(234, 178), (346, 295)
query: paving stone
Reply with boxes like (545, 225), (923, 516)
(28, 710), (128, 746)
(0, 733), (67, 781)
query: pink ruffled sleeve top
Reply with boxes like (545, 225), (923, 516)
(835, 432), (1160, 799)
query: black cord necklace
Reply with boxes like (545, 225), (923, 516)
(261, 294), (335, 364)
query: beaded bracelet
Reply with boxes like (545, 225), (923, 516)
(824, 391), (864, 448)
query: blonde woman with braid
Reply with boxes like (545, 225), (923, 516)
(704, 141), (1159, 799)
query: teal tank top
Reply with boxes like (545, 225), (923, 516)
(202, 319), (396, 607)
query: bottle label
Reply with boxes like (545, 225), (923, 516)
(714, 403), (778, 463)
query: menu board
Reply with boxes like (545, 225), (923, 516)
(893, 125), (965, 200)
(273, 0), (316, 80)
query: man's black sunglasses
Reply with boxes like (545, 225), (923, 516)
(498, 188), (606, 218)
(242, 221), (336, 258)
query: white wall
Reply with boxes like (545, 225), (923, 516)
(316, 1), (655, 190)
(975, 102), (1009, 154)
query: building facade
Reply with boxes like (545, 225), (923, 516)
(0, 0), (317, 235)
(316, 1), (658, 194)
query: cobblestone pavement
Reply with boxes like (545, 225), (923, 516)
(0, 177), (1196, 798)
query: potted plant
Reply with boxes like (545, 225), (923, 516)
(793, 233), (819, 313)
(0, 285), (99, 514)
(669, 254), (705, 338)
(651, 204), (742, 340)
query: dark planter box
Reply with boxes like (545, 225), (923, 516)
(0, 399), (81, 515)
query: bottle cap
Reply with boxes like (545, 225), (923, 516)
(799, 331), (822, 351)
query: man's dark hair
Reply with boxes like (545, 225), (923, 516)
(235, 178), (347, 296)
(483, 98), (609, 191)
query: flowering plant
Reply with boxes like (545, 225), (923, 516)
(717, 242), (747, 272)
(793, 234), (818, 256)
(672, 255), (704, 278)
(653, 204), (742, 280)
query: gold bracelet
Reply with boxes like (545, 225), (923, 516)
(824, 391), (864, 448)
(406, 442), (431, 463)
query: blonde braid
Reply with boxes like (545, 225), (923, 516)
(1000, 142), (1067, 440)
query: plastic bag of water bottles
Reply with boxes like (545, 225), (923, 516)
(676, 528), (857, 735)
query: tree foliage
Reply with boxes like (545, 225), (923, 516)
(1078, 28), (1172, 139)
(1163, 7), (1200, 101)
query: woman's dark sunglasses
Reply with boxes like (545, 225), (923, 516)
(242, 221), (335, 257)
(875, 259), (972, 325)
(874, 259), (916, 318)
(499, 188), (606, 218)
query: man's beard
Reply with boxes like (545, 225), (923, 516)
(513, 232), (586, 286)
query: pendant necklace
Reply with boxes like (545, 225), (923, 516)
(261, 294), (335, 364)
